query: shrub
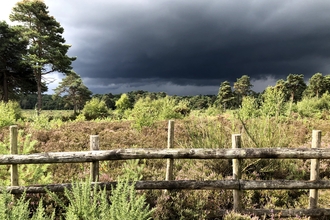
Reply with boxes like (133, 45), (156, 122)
(296, 97), (319, 118)
(109, 160), (153, 219)
(0, 190), (53, 220)
(223, 211), (258, 220)
(47, 160), (153, 219)
(238, 96), (260, 120)
(81, 98), (109, 120)
(296, 93), (330, 118)
(0, 101), (22, 127)
(115, 93), (132, 112)
(0, 130), (51, 186)
(130, 96), (186, 130)
(260, 87), (286, 117)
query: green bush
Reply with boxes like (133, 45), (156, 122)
(0, 101), (22, 127)
(223, 211), (258, 220)
(48, 160), (152, 219)
(260, 87), (286, 117)
(110, 160), (153, 219)
(0, 130), (51, 186)
(296, 97), (319, 118)
(0, 190), (54, 220)
(115, 93), (132, 112)
(238, 96), (260, 120)
(81, 97), (109, 120)
(296, 92), (330, 118)
(130, 96), (186, 130)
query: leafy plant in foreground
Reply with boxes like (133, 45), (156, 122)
(48, 160), (153, 219)
(0, 130), (51, 186)
(0, 101), (22, 128)
(0, 190), (53, 220)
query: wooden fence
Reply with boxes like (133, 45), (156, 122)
(4, 122), (330, 218)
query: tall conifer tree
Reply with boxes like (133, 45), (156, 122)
(0, 21), (37, 102)
(53, 72), (92, 114)
(10, 0), (76, 114)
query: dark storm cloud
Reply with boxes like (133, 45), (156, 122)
(48, 0), (330, 94)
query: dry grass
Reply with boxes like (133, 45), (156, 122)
(1, 115), (330, 219)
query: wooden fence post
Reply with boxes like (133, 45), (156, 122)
(166, 120), (174, 181)
(90, 135), (99, 182)
(164, 120), (174, 195)
(232, 134), (242, 211)
(10, 125), (19, 187)
(309, 130), (321, 211)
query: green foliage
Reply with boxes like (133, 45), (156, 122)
(233, 75), (253, 106)
(0, 190), (54, 220)
(10, 0), (76, 114)
(30, 113), (65, 130)
(296, 92), (330, 118)
(31, 199), (55, 220)
(48, 179), (103, 220)
(285, 74), (307, 102)
(217, 80), (235, 110)
(0, 101), (22, 127)
(130, 96), (186, 130)
(18, 131), (52, 185)
(53, 71), (92, 114)
(223, 211), (258, 220)
(237, 96), (260, 120)
(81, 97), (109, 120)
(260, 86), (286, 117)
(204, 105), (223, 116)
(0, 21), (37, 102)
(115, 93), (131, 112)
(0, 191), (29, 219)
(0, 130), (51, 186)
(173, 99), (191, 116)
(305, 72), (325, 98)
(48, 160), (152, 219)
(110, 160), (153, 220)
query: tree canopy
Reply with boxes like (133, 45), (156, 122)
(216, 81), (234, 110)
(53, 72), (92, 114)
(10, 0), (76, 114)
(0, 21), (38, 102)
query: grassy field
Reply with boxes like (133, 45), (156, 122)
(21, 109), (74, 119)
(1, 110), (330, 219)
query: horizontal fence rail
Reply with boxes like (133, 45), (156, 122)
(5, 179), (330, 194)
(4, 124), (330, 218)
(2, 148), (330, 164)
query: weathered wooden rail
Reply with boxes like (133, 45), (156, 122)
(5, 123), (330, 218)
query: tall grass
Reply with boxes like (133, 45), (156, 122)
(177, 116), (232, 149)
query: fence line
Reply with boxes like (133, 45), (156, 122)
(3, 148), (330, 164)
(6, 124), (330, 218)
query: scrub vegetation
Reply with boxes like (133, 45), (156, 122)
(1, 80), (330, 219)
(2, 0), (330, 218)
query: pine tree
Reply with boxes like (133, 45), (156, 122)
(233, 75), (253, 105)
(10, 0), (76, 114)
(217, 81), (234, 110)
(308, 72), (325, 98)
(0, 21), (37, 102)
(53, 72), (92, 114)
(285, 74), (306, 102)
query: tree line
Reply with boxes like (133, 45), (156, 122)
(15, 72), (329, 113)
(1, 1), (329, 114)
(0, 0), (76, 115)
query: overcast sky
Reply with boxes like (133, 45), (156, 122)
(1, 0), (330, 95)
